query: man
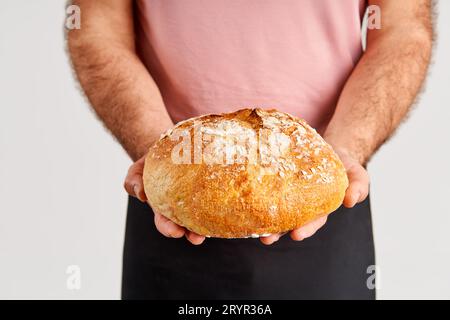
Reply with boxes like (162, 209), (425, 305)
(68, 0), (433, 299)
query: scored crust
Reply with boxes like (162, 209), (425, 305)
(143, 108), (348, 238)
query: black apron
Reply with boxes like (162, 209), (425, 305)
(122, 195), (375, 299)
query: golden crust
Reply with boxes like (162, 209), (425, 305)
(143, 108), (348, 238)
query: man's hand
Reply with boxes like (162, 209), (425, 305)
(124, 155), (206, 245)
(260, 147), (370, 245)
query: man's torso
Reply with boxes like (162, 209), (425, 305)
(135, 0), (366, 132)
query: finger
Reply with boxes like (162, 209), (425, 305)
(290, 216), (327, 241)
(185, 231), (206, 245)
(123, 175), (138, 197)
(260, 233), (281, 245)
(343, 163), (369, 208)
(124, 157), (148, 202)
(154, 212), (185, 238)
(134, 183), (147, 202)
(124, 179), (147, 202)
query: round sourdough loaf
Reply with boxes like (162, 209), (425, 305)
(143, 108), (348, 238)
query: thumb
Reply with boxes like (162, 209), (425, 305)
(343, 161), (369, 208)
(124, 155), (148, 202)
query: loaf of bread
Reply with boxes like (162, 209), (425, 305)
(143, 108), (348, 238)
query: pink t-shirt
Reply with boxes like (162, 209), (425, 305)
(135, 0), (366, 133)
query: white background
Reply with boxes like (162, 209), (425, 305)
(0, 1), (449, 299)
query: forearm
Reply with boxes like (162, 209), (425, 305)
(324, 3), (433, 164)
(67, 1), (173, 160)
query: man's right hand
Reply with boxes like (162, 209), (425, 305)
(124, 155), (206, 245)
